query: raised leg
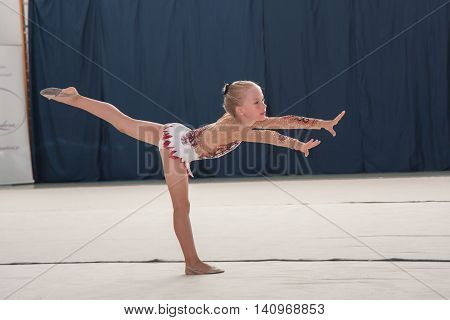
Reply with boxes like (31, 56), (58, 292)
(45, 87), (163, 147)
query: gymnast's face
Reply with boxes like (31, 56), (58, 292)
(237, 85), (267, 122)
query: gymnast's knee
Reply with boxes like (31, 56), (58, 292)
(173, 201), (190, 215)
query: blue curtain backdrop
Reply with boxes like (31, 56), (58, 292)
(28, 0), (450, 182)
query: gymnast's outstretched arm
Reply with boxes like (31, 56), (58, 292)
(250, 115), (324, 130)
(235, 128), (321, 157)
(250, 110), (346, 137)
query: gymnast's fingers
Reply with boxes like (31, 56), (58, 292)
(334, 110), (346, 123)
(306, 139), (320, 148)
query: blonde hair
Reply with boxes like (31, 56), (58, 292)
(222, 80), (260, 118)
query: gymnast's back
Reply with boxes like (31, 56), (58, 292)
(187, 113), (242, 159)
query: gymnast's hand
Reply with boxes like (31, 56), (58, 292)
(297, 138), (321, 157)
(321, 110), (346, 137)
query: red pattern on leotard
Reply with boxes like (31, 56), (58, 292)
(161, 126), (191, 176)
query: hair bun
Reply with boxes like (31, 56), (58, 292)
(222, 83), (231, 95)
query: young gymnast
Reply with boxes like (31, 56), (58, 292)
(40, 81), (345, 275)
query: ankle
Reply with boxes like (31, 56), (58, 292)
(185, 258), (202, 267)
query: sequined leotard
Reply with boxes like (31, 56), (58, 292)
(159, 119), (241, 177)
(158, 113), (322, 177)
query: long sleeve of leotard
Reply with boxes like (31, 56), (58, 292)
(238, 129), (303, 150)
(250, 115), (324, 130)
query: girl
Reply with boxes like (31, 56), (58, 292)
(40, 80), (345, 275)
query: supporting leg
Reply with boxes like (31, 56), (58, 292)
(160, 147), (223, 274)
